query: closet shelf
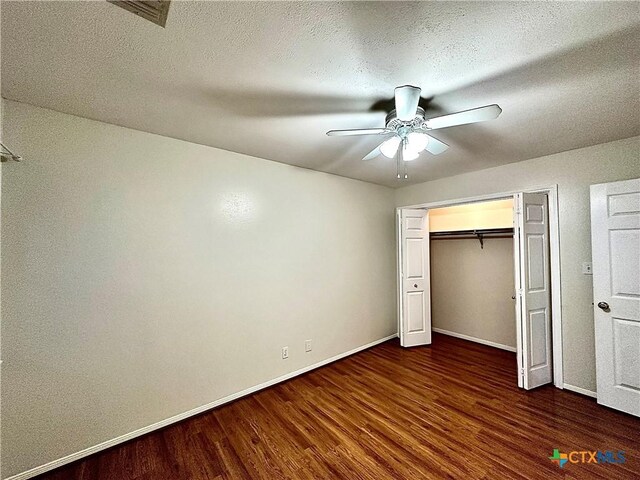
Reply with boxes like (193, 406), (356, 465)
(430, 228), (514, 249)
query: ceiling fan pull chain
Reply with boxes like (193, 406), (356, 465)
(401, 138), (408, 180)
(403, 161), (408, 180)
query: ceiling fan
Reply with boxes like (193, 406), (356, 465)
(326, 85), (502, 179)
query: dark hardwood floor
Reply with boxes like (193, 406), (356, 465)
(36, 333), (639, 480)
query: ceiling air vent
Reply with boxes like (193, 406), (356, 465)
(108, 1), (171, 27)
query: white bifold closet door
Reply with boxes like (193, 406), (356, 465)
(514, 193), (553, 389)
(399, 209), (431, 347)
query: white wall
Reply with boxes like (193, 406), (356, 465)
(0, 100), (397, 479)
(431, 237), (516, 350)
(396, 136), (640, 393)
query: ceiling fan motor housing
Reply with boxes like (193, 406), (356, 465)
(385, 107), (427, 134)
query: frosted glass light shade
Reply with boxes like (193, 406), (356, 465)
(402, 142), (420, 161)
(380, 136), (401, 158)
(407, 132), (429, 152)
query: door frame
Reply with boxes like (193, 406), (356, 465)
(396, 185), (563, 389)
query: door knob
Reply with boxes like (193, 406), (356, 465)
(597, 301), (610, 311)
(414, 284), (418, 288)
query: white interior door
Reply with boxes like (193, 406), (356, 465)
(399, 208), (431, 347)
(515, 193), (553, 389)
(590, 178), (640, 417)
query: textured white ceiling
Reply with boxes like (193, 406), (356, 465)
(2, 1), (639, 187)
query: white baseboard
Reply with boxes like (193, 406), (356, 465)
(6, 334), (398, 480)
(432, 328), (517, 352)
(563, 383), (597, 399)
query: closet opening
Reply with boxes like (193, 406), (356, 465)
(429, 199), (517, 356)
(396, 188), (563, 390)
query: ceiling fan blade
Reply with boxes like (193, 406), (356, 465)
(425, 104), (502, 130)
(394, 85), (421, 121)
(362, 144), (383, 161)
(326, 128), (390, 136)
(424, 134), (449, 155)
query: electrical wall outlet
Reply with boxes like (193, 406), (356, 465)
(305, 340), (312, 352)
(582, 262), (593, 275)
(282, 346), (289, 359)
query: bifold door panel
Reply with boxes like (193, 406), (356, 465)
(399, 209), (431, 347)
(515, 193), (553, 390)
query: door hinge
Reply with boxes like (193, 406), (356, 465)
(520, 368), (525, 375)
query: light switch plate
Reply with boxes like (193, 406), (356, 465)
(582, 262), (593, 275)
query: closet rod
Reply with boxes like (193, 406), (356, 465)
(429, 228), (514, 249)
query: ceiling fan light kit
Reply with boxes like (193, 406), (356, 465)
(326, 85), (502, 179)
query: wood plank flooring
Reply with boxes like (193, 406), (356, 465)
(35, 334), (639, 480)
